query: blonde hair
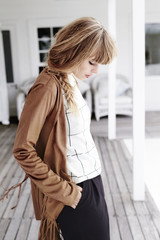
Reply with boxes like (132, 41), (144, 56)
(47, 17), (117, 113)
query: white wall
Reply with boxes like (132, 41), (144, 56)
(117, 0), (160, 111)
(116, 0), (132, 82)
(0, 0), (132, 82)
(0, 0), (160, 116)
(0, 0), (108, 115)
(0, 0), (108, 83)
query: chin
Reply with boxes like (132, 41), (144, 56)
(75, 74), (86, 80)
(78, 76), (85, 80)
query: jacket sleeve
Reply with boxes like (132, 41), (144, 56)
(13, 82), (79, 207)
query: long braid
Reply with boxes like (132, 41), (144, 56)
(46, 67), (79, 114)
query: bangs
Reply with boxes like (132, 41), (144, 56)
(89, 31), (117, 65)
(91, 46), (110, 65)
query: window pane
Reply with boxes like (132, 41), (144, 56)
(39, 53), (47, 62)
(39, 66), (44, 73)
(52, 27), (61, 36)
(38, 28), (51, 38)
(145, 23), (160, 76)
(2, 30), (14, 83)
(39, 40), (51, 50)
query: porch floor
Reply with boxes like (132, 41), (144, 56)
(0, 111), (160, 240)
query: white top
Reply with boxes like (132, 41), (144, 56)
(62, 74), (101, 184)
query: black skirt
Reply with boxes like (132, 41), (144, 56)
(56, 175), (110, 240)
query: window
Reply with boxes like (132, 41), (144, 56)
(2, 30), (14, 83)
(37, 27), (62, 73)
(145, 23), (160, 76)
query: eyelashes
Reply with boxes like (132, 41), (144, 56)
(89, 61), (95, 65)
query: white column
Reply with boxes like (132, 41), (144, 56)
(108, 0), (116, 139)
(0, 24), (10, 125)
(132, 0), (145, 200)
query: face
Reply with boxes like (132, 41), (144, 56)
(72, 58), (99, 80)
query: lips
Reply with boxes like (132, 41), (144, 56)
(85, 75), (91, 78)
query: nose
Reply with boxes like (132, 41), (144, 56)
(92, 64), (99, 74)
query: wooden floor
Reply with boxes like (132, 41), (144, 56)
(0, 112), (160, 240)
(91, 111), (160, 138)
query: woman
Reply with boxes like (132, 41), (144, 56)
(13, 17), (116, 239)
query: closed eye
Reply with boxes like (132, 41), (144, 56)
(89, 61), (95, 65)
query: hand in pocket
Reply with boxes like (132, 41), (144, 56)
(71, 186), (83, 209)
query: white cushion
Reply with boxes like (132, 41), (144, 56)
(98, 78), (130, 97)
(17, 79), (35, 95)
(99, 96), (132, 105)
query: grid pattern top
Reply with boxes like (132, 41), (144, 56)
(62, 74), (101, 184)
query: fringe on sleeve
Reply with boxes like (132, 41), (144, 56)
(38, 196), (62, 240)
(0, 174), (28, 209)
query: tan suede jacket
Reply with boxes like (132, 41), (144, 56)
(13, 68), (79, 239)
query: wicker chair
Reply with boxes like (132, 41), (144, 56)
(91, 73), (132, 121)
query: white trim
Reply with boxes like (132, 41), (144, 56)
(0, 24), (10, 124)
(107, 0), (117, 140)
(132, 0), (145, 201)
(1, 23), (20, 84)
